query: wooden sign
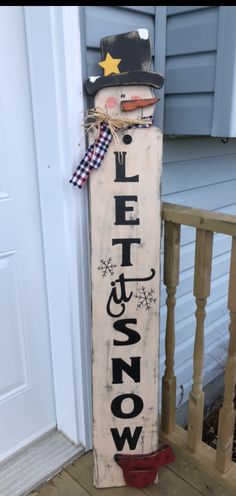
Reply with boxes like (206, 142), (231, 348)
(69, 29), (171, 489)
(90, 123), (162, 487)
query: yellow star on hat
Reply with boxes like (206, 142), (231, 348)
(99, 52), (121, 76)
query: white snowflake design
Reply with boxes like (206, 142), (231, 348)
(97, 257), (117, 277)
(133, 286), (157, 311)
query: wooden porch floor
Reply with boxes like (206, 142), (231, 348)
(29, 450), (204, 496)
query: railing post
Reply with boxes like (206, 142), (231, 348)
(187, 229), (213, 452)
(161, 220), (180, 434)
(216, 236), (236, 472)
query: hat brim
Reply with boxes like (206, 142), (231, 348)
(85, 70), (164, 96)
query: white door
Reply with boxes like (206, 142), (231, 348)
(0, 7), (56, 461)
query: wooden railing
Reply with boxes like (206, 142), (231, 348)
(160, 202), (236, 496)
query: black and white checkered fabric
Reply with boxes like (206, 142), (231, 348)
(70, 118), (153, 189)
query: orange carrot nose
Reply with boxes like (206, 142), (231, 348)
(120, 97), (159, 111)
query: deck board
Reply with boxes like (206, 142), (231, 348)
(36, 472), (89, 496)
(30, 450), (203, 496)
(143, 467), (203, 495)
(66, 451), (145, 495)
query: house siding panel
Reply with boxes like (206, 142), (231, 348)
(166, 7), (218, 56)
(165, 53), (216, 94)
(164, 93), (214, 135)
(167, 6), (210, 16)
(164, 6), (219, 135)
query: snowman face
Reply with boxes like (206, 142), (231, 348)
(94, 85), (157, 120)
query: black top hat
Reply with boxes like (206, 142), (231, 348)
(85, 29), (164, 96)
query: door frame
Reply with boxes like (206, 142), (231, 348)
(24, 6), (92, 449)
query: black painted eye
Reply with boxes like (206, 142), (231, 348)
(121, 94), (126, 98)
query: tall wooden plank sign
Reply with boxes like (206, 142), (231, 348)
(70, 29), (174, 489)
(90, 126), (162, 488)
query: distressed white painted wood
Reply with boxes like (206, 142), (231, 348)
(90, 112), (162, 486)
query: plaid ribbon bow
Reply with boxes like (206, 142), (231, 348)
(69, 118), (153, 189)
